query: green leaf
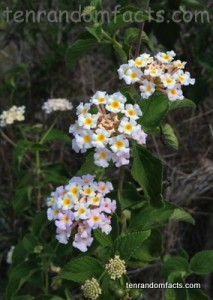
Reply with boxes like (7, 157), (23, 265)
(113, 43), (127, 62)
(169, 98), (196, 110)
(129, 202), (195, 230)
(57, 256), (104, 283)
(162, 124), (179, 150)
(13, 184), (32, 214)
(124, 28), (154, 52)
(114, 230), (151, 260)
(65, 38), (98, 68)
(23, 233), (38, 253)
(12, 241), (27, 266)
(186, 288), (210, 300)
(94, 229), (113, 247)
(161, 254), (190, 277)
(131, 144), (163, 207)
(132, 230), (162, 262)
(169, 208), (195, 225)
(42, 129), (70, 144)
(76, 151), (101, 176)
(139, 92), (170, 129)
(6, 261), (38, 299)
(190, 250), (213, 275)
(86, 25), (103, 42)
(13, 296), (35, 300)
(32, 210), (49, 236)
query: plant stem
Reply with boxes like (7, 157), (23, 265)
(35, 149), (41, 210)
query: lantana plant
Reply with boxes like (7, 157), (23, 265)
(3, 2), (213, 299)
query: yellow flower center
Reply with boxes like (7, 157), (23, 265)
(110, 101), (120, 109)
(124, 124), (133, 131)
(78, 208), (86, 215)
(83, 135), (91, 143)
(163, 54), (170, 60)
(165, 78), (172, 84)
(84, 117), (93, 126)
(70, 186), (79, 196)
(115, 141), (124, 149)
(99, 152), (106, 160)
(63, 198), (71, 206)
(97, 97), (105, 103)
(170, 89), (177, 95)
(92, 215), (100, 222)
(130, 72), (137, 79)
(127, 109), (135, 116)
(96, 134), (105, 142)
(146, 86), (152, 92)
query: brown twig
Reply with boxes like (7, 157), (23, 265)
(135, 0), (150, 58)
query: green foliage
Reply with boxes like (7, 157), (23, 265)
(129, 201), (195, 230)
(57, 256), (104, 283)
(113, 230), (151, 260)
(190, 250), (213, 275)
(131, 144), (163, 207)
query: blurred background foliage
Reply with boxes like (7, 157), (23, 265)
(0, 0), (212, 299)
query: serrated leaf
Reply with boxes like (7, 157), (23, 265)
(162, 124), (179, 150)
(65, 38), (98, 68)
(57, 256), (104, 283)
(169, 208), (195, 225)
(129, 201), (194, 230)
(114, 230), (151, 260)
(169, 98), (196, 110)
(161, 255), (190, 277)
(86, 25), (103, 42)
(132, 230), (162, 262)
(131, 144), (163, 207)
(94, 229), (113, 247)
(190, 250), (213, 275)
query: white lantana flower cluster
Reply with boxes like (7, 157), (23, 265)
(69, 91), (147, 168)
(42, 98), (73, 114)
(118, 51), (195, 101)
(0, 105), (25, 127)
(46, 174), (116, 252)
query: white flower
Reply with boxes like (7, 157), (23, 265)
(122, 104), (142, 120)
(42, 98), (73, 114)
(75, 130), (93, 149)
(110, 136), (129, 156)
(0, 105), (25, 127)
(94, 148), (112, 168)
(161, 74), (176, 88)
(57, 195), (73, 210)
(78, 113), (98, 129)
(129, 54), (153, 68)
(118, 117), (137, 135)
(106, 92), (126, 113)
(117, 64), (130, 80)
(76, 103), (91, 115)
(167, 85), (184, 101)
(123, 67), (142, 84)
(74, 204), (90, 220)
(144, 68), (162, 77)
(173, 60), (187, 69)
(173, 70), (195, 86)
(112, 152), (130, 167)
(90, 91), (108, 105)
(155, 50), (176, 63)
(92, 128), (110, 148)
(139, 80), (155, 99)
